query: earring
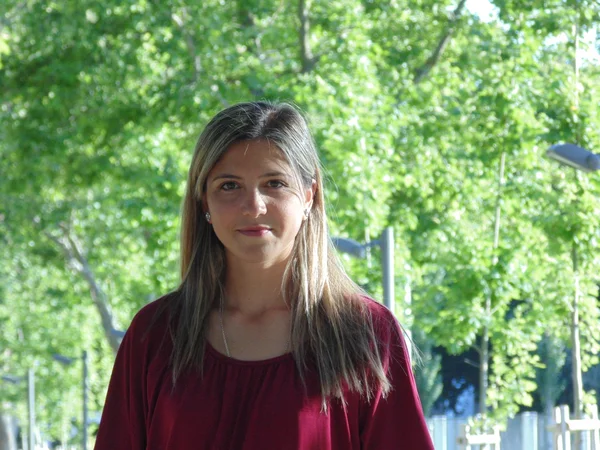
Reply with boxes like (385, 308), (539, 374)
(303, 208), (310, 219)
(205, 212), (211, 222)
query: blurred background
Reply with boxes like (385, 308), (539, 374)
(2, 0), (600, 448)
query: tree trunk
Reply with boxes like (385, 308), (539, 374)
(572, 242), (583, 450)
(479, 152), (506, 415)
(298, 0), (316, 73)
(479, 327), (489, 415)
(413, 0), (468, 84)
(46, 227), (122, 353)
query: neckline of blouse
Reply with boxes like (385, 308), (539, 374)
(205, 340), (294, 366)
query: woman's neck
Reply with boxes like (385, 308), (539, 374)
(223, 257), (289, 315)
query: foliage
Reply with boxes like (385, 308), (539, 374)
(1, 0), (600, 440)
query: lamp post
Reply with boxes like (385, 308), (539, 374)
(332, 227), (415, 360)
(2, 369), (35, 450)
(0, 411), (18, 450)
(332, 227), (395, 314)
(53, 351), (88, 450)
(546, 142), (598, 449)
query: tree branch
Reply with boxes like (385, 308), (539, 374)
(413, 0), (468, 84)
(251, 0), (286, 56)
(172, 9), (229, 107)
(171, 8), (202, 84)
(44, 225), (122, 354)
(464, 357), (481, 368)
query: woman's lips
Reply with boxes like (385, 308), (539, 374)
(237, 227), (272, 237)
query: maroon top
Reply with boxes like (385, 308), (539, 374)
(95, 296), (434, 449)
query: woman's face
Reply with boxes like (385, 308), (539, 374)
(204, 139), (315, 267)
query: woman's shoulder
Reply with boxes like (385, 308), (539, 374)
(125, 292), (177, 344)
(356, 295), (406, 356)
(358, 295), (398, 330)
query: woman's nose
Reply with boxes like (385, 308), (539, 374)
(241, 188), (267, 217)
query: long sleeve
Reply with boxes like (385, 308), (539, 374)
(94, 312), (148, 450)
(359, 306), (434, 449)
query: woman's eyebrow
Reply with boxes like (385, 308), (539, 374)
(260, 171), (288, 178)
(211, 173), (242, 181)
(211, 171), (288, 181)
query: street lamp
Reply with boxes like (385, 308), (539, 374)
(53, 351), (89, 450)
(545, 142), (598, 448)
(2, 370), (35, 450)
(332, 227), (395, 314)
(546, 143), (600, 172)
(332, 228), (416, 362)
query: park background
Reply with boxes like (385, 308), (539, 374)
(2, 0), (600, 448)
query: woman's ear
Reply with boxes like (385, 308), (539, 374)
(201, 195), (211, 222)
(304, 179), (317, 209)
(201, 194), (208, 213)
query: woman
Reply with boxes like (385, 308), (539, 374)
(95, 102), (434, 449)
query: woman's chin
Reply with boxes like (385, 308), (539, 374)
(226, 246), (292, 267)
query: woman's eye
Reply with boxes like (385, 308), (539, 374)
(267, 180), (286, 188)
(220, 181), (238, 191)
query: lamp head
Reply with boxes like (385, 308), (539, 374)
(331, 237), (367, 259)
(546, 143), (600, 172)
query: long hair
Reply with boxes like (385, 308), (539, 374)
(171, 101), (390, 408)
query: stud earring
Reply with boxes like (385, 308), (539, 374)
(303, 208), (310, 219)
(205, 212), (211, 222)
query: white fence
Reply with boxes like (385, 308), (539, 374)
(456, 423), (501, 449)
(428, 409), (600, 450)
(548, 405), (600, 450)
